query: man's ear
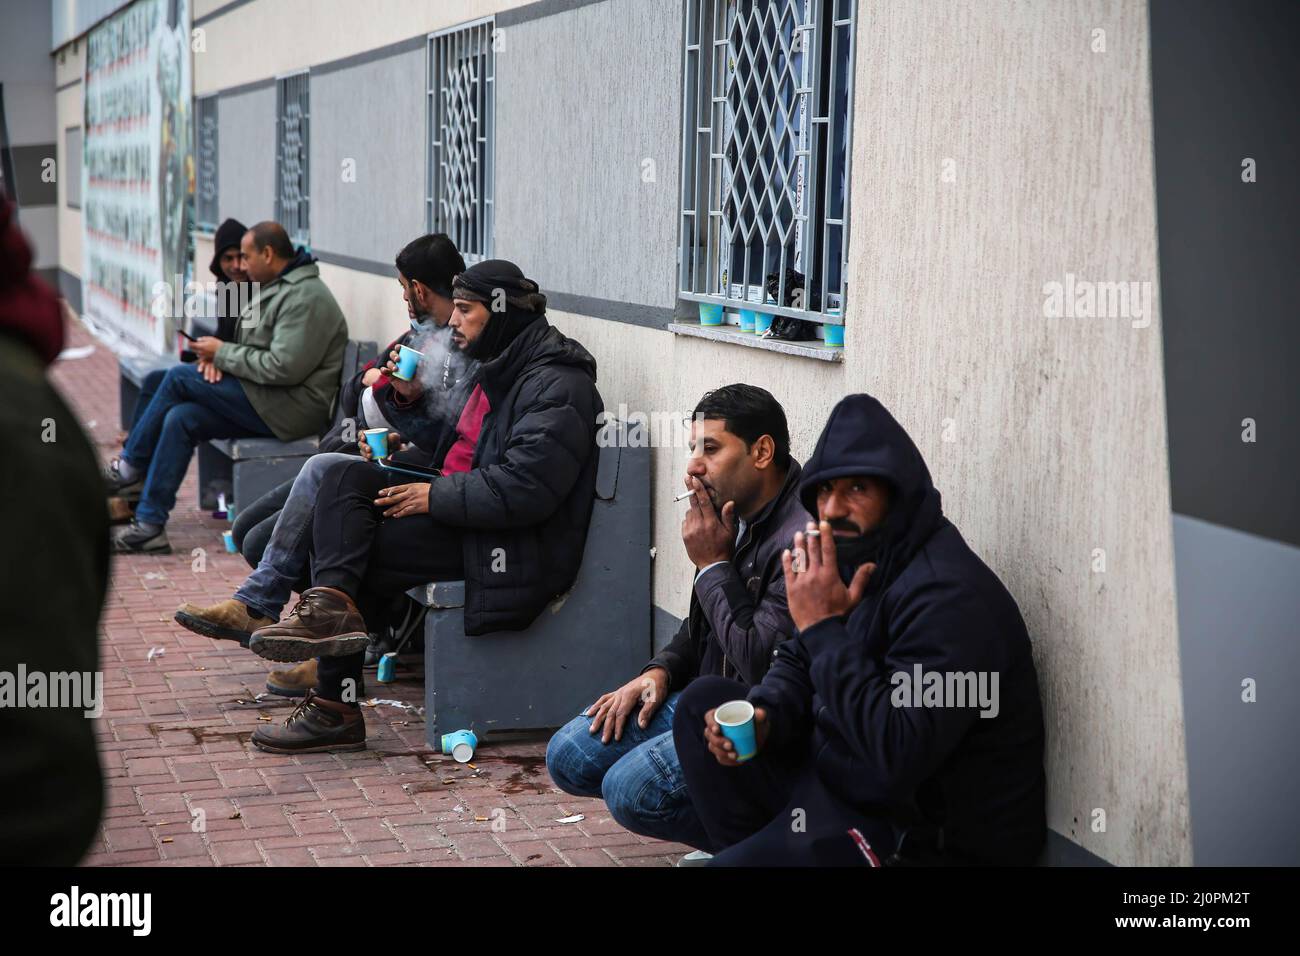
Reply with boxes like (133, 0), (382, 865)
(752, 434), (776, 469)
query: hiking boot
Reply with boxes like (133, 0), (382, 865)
(104, 456), (144, 501)
(110, 519), (170, 554)
(265, 659), (366, 698)
(175, 598), (275, 647)
(251, 690), (365, 753)
(107, 496), (135, 525)
(247, 587), (370, 662)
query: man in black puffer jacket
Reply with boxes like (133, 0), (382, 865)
(673, 393), (1046, 865)
(247, 260), (603, 753)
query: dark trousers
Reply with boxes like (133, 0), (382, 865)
(673, 676), (901, 866)
(122, 363), (274, 525)
(232, 477), (293, 568)
(311, 458), (464, 701)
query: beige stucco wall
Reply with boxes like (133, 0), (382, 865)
(54, 40), (84, 278)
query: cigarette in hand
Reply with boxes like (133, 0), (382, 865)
(673, 491), (694, 502)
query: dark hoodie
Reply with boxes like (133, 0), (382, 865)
(206, 217), (247, 343)
(748, 394), (1046, 864)
(424, 314), (603, 634)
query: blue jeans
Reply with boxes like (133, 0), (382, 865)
(123, 363), (273, 526)
(233, 451), (356, 620)
(128, 367), (167, 434)
(546, 691), (710, 848)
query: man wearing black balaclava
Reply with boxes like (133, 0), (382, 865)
(244, 260), (604, 754)
(672, 393), (1047, 866)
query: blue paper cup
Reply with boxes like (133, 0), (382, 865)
(715, 700), (757, 762)
(221, 530), (237, 554)
(823, 322), (845, 347)
(754, 312), (774, 335)
(393, 344), (423, 380)
(698, 302), (724, 326)
(738, 309), (757, 331)
(362, 427), (389, 459)
(377, 651), (397, 683)
(441, 729), (478, 763)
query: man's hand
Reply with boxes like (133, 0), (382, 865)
(196, 358), (222, 383)
(190, 336), (222, 363)
(358, 431), (405, 462)
(383, 348), (423, 402)
(360, 367), (383, 387)
(373, 481), (430, 518)
(782, 519), (876, 631)
(585, 668), (669, 744)
(703, 705), (769, 766)
(681, 475), (736, 570)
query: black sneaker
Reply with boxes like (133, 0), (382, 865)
(110, 519), (171, 554)
(104, 457), (144, 501)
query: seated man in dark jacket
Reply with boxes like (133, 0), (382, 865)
(246, 260), (603, 753)
(674, 394), (1047, 865)
(546, 385), (808, 847)
(173, 234), (476, 698)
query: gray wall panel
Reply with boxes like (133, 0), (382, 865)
(217, 85), (276, 226)
(495, 0), (681, 308)
(1174, 514), (1300, 865)
(309, 48), (426, 264)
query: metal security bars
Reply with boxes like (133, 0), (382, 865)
(275, 71), (310, 247)
(195, 95), (218, 230)
(679, 0), (856, 324)
(427, 19), (495, 262)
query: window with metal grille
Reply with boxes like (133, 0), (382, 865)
(275, 71), (310, 247)
(194, 95), (218, 230)
(427, 19), (495, 262)
(679, 0), (855, 327)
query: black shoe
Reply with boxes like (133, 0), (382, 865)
(111, 519), (171, 554)
(104, 457), (144, 502)
(251, 690), (366, 753)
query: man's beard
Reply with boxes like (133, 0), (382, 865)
(833, 527), (889, 586)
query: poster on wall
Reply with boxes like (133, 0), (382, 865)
(81, 0), (192, 360)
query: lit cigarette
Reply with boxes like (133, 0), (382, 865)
(673, 491), (694, 502)
(805, 529), (821, 537)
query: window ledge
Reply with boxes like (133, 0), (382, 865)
(667, 322), (845, 363)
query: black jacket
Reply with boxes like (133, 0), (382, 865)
(748, 394), (1047, 864)
(647, 461), (810, 689)
(425, 317), (602, 634)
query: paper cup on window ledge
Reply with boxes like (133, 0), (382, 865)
(738, 309), (757, 332)
(823, 321), (845, 347)
(754, 312), (774, 335)
(698, 302), (724, 326)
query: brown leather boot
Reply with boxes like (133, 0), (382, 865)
(265, 659), (367, 699)
(251, 690), (365, 753)
(175, 598), (275, 647)
(248, 587), (370, 662)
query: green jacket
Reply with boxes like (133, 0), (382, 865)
(214, 260), (348, 441)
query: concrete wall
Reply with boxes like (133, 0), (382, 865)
(216, 85), (276, 229)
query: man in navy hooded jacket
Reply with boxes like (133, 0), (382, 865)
(673, 394), (1046, 865)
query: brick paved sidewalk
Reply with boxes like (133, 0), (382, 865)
(52, 314), (691, 867)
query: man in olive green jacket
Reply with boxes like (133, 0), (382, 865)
(108, 222), (348, 553)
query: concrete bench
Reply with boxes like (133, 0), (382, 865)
(198, 339), (377, 510)
(406, 420), (650, 742)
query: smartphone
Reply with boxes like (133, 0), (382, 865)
(376, 458), (441, 481)
(176, 328), (199, 342)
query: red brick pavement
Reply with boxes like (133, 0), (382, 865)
(50, 314), (692, 867)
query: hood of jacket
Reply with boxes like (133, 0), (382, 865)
(207, 218), (247, 281)
(798, 394), (945, 590)
(476, 316), (597, 407)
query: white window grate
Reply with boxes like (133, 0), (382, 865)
(427, 19), (495, 262)
(275, 71), (310, 247)
(195, 95), (218, 230)
(679, 0), (855, 324)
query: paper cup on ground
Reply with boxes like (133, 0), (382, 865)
(441, 729), (478, 763)
(362, 427), (389, 458)
(715, 700), (757, 762)
(698, 302), (724, 326)
(393, 344), (423, 380)
(221, 530), (237, 554)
